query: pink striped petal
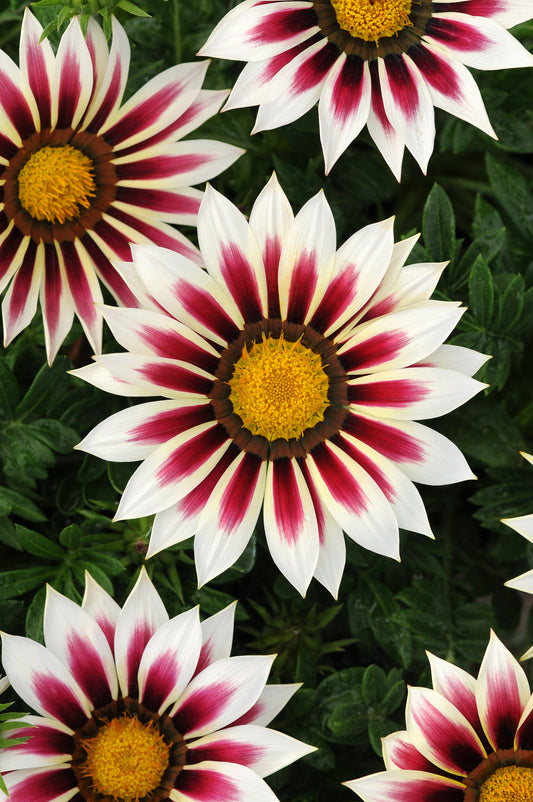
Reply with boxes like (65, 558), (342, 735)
(83, 14), (130, 132)
(44, 586), (118, 709)
(0, 223), (26, 292)
(114, 185), (202, 226)
(382, 731), (437, 773)
(195, 603), (237, 676)
(278, 190), (337, 324)
(51, 18), (93, 129)
(70, 361), (156, 398)
(358, 262), (447, 325)
(186, 725), (315, 777)
(116, 423), (232, 519)
(306, 440), (399, 559)
(93, 352), (213, 398)
(84, 16), (109, 105)
(248, 173), (294, 319)
(19, 9), (54, 130)
(231, 683), (300, 727)
(78, 399), (214, 462)
(516, 693), (533, 750)
(114, 567), (169, 698)
(427, 652), (481, 736)
(58, 240), (103, 353)
(410, 42), (495, 137)
(425, 12), (533, 69)
(432, 0), (533, 27)
(81, 572), (121, 654)
(345, 770), (465, 802)
(263, 457), (319, 597)
(198, 185), (267, 321)
(173, 760), (280, 802)
(406, 687), (485, 775)
(194, 453), (267, 586)
(319, 54), (371, 173)
(171, 655), (274, 738)
(3, 766), (79, 802)
(139, 607), (202, 714)
(199, 1), (318, 61)
(1, 633), (91, 730)
(378, 55), (435, 173)
(130, 243), (242, 345)
(77, 233), (139, 307)
(39, 243), (74, 365)
(2, 239), (41, 347)
(422, 344), (490, 377)
(476, 629), (531, 750)
(367, 60), (405, 181)
(0, 50), (39, 143)
(0, 715), (73, 772)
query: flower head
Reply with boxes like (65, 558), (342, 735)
(346, 630), (533, 802)
(502, 452), (533, 600)
(199, 0), (533, 178)
(0, 9), (243, 362)
(0, 569), (313, 802)
(74, 175), (486, 597)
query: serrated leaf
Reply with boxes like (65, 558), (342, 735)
(422, 184), (456, 262)
(468, 256), (494, 326)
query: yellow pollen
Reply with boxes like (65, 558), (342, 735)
(330, 0), (413, 43)
(80, 714), (170, 801)
(228, 333), (329, 441)
(479, 765), (533, 802)
(18, 144), (96, 224)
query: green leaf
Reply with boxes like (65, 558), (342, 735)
(439, 398), (522, 467)
(16, 357), (71, 421)
(0, 357), (19, 420)
(486, 153), (533, 239)
(468, 256), (494, 326)
(25, 585), (46, 643)
(59, 523), (83, 549)
(28, 419), (79, 453)
(497, 274), (525, 333)
(361, 665), (387, 705)
(0, 487), (46, 522)
(116, 0), (151, 16)
(16, 526), (65, 560)
(0, 567), (53, 600)
(422, 184), (456, 262)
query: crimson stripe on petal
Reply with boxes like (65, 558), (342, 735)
(177, 280), (241, 344)
(436, 0), (504, 14)
(219, 453), (264, 532)
(139, 649), (181, 712)
(6, 239), (37, 321)
(126, 622), (153, 697)
(33, 672), (88, 729)
(271, 458), (304, 545)
(219, 243), (263, 321)
(386, 736), (437, 772)
(333, 434), (394, 501)
(309, 263), (359, 334)
(156, 424), (229, 487)
(286, 250), (317, 322)
(370, 59), (393, 131)
(140, 361), (213, 395)
(410, 43), (461, 101)
(0, 132), (18, 160)
(343, 412), (424, 462)
(299, 458), (326, 544)
(107, 207), (198, 260)
(0, 73), (36, 140)
(341, 330), (407, 372)
(130, 405), (215, 445)
(410, 697), (483, 773)
(188, 738), (263, 767)
(0, 226), (24, 282)
(518, 708), (533, 751)
(103, 80), (190, 146)
(60, 241), (97, 326)
(177, 444), (241, 521)
(23, 31), (52, 129)
(250, 7), (317, 43)
(9, 768), (78, 802)
(86, 59), (124, 133)
(139, 326), (218, 373)
(115, 186), (201, 217)
(290, 41), (337, 93)
(425, 16), (490, 52)
(65, 632), (113, 708)
(176, 767), (239, 801)
(56, 48), (85, 129)
(330, 55), (365, 122)
(15, 722), (74, 758)
(81, 232), (138, 306)
(311, 443), (367, 513)
(43, 243), (62, 340)
(172, 681), (235, 736)
(348, 378), (428, 408)
(115, 153), (206, 182)
(384, 54), (419, 120)
(264, 235), (282, 318)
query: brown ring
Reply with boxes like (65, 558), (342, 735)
(463, 748), (533, 801)
(2, 127), (117, 244)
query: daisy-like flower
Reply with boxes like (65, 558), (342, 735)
(502, 452), (533, 599)
(199, 0), (533, 178)
(73, 175), (486, 597)
(346, 630), (533, 802)
(0, 568), (314, 802)
(0, 9), (243, 363)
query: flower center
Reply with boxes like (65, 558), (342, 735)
(79, 714), (170, 801)
(330, 0), (412, 42)
(479, 765), (533, 802)
(18, 144), (96, 224)
(228, 333), (330, 441)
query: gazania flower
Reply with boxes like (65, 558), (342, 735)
(502, 452), (533, 598)
(73, 175), (486, 597)
(0, 569), (313, 802)
(0, 9), (243, 363)
(199, 0), (533, 178)
(346, 630), (533, 802)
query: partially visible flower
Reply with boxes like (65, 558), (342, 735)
(0, 675), (31, 796)
(0, 569), (313, 802)
(199, 0), (533, 179)
(73, 174), (486, 597)
(0, 9), (243, 363)
(346, 630), (533, 802)
(503, 452), (533, 599)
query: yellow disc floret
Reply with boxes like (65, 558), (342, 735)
(18, 144), (96, 224)
(479, 765), (533, 802)
(80, 714), (170, 801)
(330, 0), (413, 43)
(228, 333), (329, 441)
